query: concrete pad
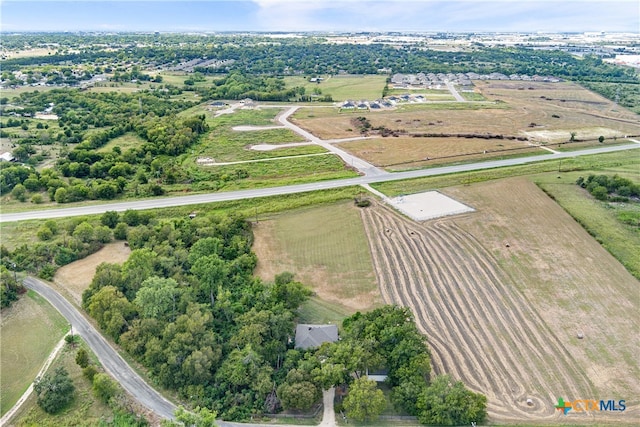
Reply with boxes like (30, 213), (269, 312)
(388, 191), (474, 221)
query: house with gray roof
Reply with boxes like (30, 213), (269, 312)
(295, 324), (339, 349)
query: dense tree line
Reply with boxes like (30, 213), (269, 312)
(79, 211), (312, 420)
(3, 34), (637, 83)
(577, 174), (640, 202)
(1, 89), (205, 203)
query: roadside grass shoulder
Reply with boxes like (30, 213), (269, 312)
(371, 149), (640, 197)
(173, 154), (358, 194)
(10, 340), (117, 427)
(0, 290), (69, 416)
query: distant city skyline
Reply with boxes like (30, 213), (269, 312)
(1, 1), (639, 33)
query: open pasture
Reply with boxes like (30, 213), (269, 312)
(335, 136), (541, 170)
(291, 81), (640, 169)
(53, 242), (131, 305)
(1, 291), (69, 416)
(361, 177), (639, 423)
(284, 74), (387, 101)
(252, 200), (380, 319)
(96, 132), (146, 153)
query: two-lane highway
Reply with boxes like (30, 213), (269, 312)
(23, 277), (177, 420)
(1, 143), (638, 223)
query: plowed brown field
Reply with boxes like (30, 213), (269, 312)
(360, 190), (638, 423)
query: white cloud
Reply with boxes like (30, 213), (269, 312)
(248, 0), (639, 32)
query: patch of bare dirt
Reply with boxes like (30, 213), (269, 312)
(53, 242), (131, 305)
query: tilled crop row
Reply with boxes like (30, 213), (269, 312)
(360, 205), (596, 420)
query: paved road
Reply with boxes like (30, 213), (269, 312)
(277, 106), (388, 177)
(22, 277), (177, 420)
(445, 80), (466, 102)
(1, 143), (638, 223)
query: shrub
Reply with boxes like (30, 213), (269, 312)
(93, 373), (119, 404)
(76, 348), (89, 368)
(591, 185), (609, 201)
(33, 367), (75, 414)
(114, 222), (128, 240)
(83, 365), (98, 382)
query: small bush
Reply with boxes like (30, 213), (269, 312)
(83, 365), (98, 382)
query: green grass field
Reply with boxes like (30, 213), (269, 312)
(284, 75), (387, 101)
(96, 132), (147, 153)
(256, 200), (380, 320)
(192, 109), (314, 162)
(460, 90), (487, 101)
(0, 290), (69, 416)
(174, 153), (358, 194)
(10, 339), (117, 426)
(535, 170), (640, 280)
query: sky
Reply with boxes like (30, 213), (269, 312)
(1, 0), (639, 33)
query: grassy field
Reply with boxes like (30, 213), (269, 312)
(460, 90), (487, 101)
(9, 340), (118, 426)
(189, 108), (316, 162)
(336, 136), (541, 169)
(444, 177), (639, 412)
(535, 171), (640, 280)
(0, 290), (69, 416)
(289, 81), (640, 172)
(252, 200), (380, 320)
(284, 75), (387, 101)
(173, 153), (358, 194)
(96, 132), (147, 153)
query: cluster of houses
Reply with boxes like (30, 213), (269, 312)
(156, 57), (235, 72)
(339, 93), (428, 110)
(390, 72), (562, 89)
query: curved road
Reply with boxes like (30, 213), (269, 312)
(1, 143), (638, 223)
(22, 277), (177, 420)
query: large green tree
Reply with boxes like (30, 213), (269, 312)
(416, 374), (487, 426)
(343, 376), (386, 422)
(134, 276), (179, 320)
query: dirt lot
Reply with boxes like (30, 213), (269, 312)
(335, 136), (540, 169)
(359, 178), (638, 423)
(292, 81), (640, 168)
(53, 242), (131, 305)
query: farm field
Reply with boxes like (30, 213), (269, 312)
(534, 171), (640, 280)
(284, 74), (387, 101)
(252, 200), (380, 321)
(290, 81), (640, 169)
(53, 242), (131, 305)
(335, 136), (542, 169)
(371, 146), (640, 197)
(359, 176), (638, 423)
(0, 290), (69, 416)
(359, 190), (638, 423)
